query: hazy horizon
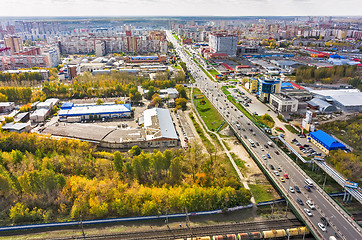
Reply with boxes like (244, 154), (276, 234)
(1, 0), (362, 17)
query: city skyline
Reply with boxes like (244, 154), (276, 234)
(1, 0), (362, 17)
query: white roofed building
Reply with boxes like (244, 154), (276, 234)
(309, 89), (362, 112)
(143, 108), (179, 148)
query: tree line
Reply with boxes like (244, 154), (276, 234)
(296, 65), (357, 84)
(0, 132), (251, 224)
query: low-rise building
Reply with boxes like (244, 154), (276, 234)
(59, 102), (131, 122)
(14, 112), (30, 123)
(143, 108), (179, 148)
(30, 108), (51, 122)
(37, 98), (60, 110)
(308, 130), (346, 155)
(2, 122), (31, 133)
(270, 93), (298, 113)
(306, 98), (338, 113)
(0, 102), (15, 113)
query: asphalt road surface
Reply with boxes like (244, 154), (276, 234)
(167, 31), (362, 240)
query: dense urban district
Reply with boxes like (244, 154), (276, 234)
(0, 16), (361, 240)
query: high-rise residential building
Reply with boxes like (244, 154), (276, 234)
(209, 32), (237, 57)
(4, 36), (23, 54)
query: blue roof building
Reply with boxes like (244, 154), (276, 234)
(281, 82), (294, 90)
(309, 130), (346, 154)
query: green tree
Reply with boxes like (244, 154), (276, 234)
(129, 145), (142, 157)
(113, 151), (124, 174)
(96, 99), (104, 105)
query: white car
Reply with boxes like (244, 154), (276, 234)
(262, 155), (267, 160)
(289, 186), (295, 193)
(304, 208), (313, 217)
(260, 147), (264, 151)
(274, 170), (279, 176)
(306, 200), (316, 210)
(318, 222), (326, 232)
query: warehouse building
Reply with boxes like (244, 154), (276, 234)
(309, 89), (362, 112)
(0, 102), (15, 113)
(44, 107), (179, 149)
(30, 108), (51, 122)
(2, 122), (31, 133)
(143, 108), (179, 148)
(59, 102), (132, 122)
(306, 98), (338, 113)
(308, 130), (346, 155)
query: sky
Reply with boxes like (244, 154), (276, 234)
(1, 0), (362, 17)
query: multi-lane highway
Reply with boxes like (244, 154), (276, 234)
(167, 31), (362, 240)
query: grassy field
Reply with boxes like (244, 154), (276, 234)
(221, 86), (231, 95)
(231, 152), (247, 174)
(285, 124), (299, 134)
(256, 114), (275, 128)
(193, 88), (225, 132)
(249, 184), (276, 203)
(208, 69), (219, 77)
(189, 112), (214, 151)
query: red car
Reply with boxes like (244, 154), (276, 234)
(283, 174), (289, 179)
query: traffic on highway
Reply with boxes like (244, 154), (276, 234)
(167, 30), (362, 240)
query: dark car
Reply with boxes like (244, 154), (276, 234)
(294, 186), (301, 193)
(304, 185), (311, 192)
(275, 151), (280, 155)
(269, 164), (275, 170)
(321, 217), (329, 226)
(297, 198), (304, 205)
(264, 144), (269, 149)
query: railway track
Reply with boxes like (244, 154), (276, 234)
(52, 218), (303, 240)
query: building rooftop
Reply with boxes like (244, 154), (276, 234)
(310, 89), (362, 107)
(0, 102), (14, 107)
(59, 103), (131, 117)
(144, 108), (178, 140)
(309, 130), (345, 151)
(306, 98), (337, 112)
(2, 122), (29, 131)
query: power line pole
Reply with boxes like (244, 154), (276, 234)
(185, 207), (193, 239)
(79, 214), (85, 239)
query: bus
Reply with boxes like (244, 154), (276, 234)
(248, 139), (255, 147)
(305, 178), (314, 187)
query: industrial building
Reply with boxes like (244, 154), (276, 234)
(58, 103), (132, 122)
(2, 122), (31, 133)
(309, 89), (362, 112)
(270, 93), (298, 113)
(142, 108), (179, 148)
(44, 107), (179, 149)
(0, 102), (15, 113)
(37, 98), (60, 110)
(30, 108), (51, 122)
(306, 98), (338, 113)
(308, 130), (346, 155)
